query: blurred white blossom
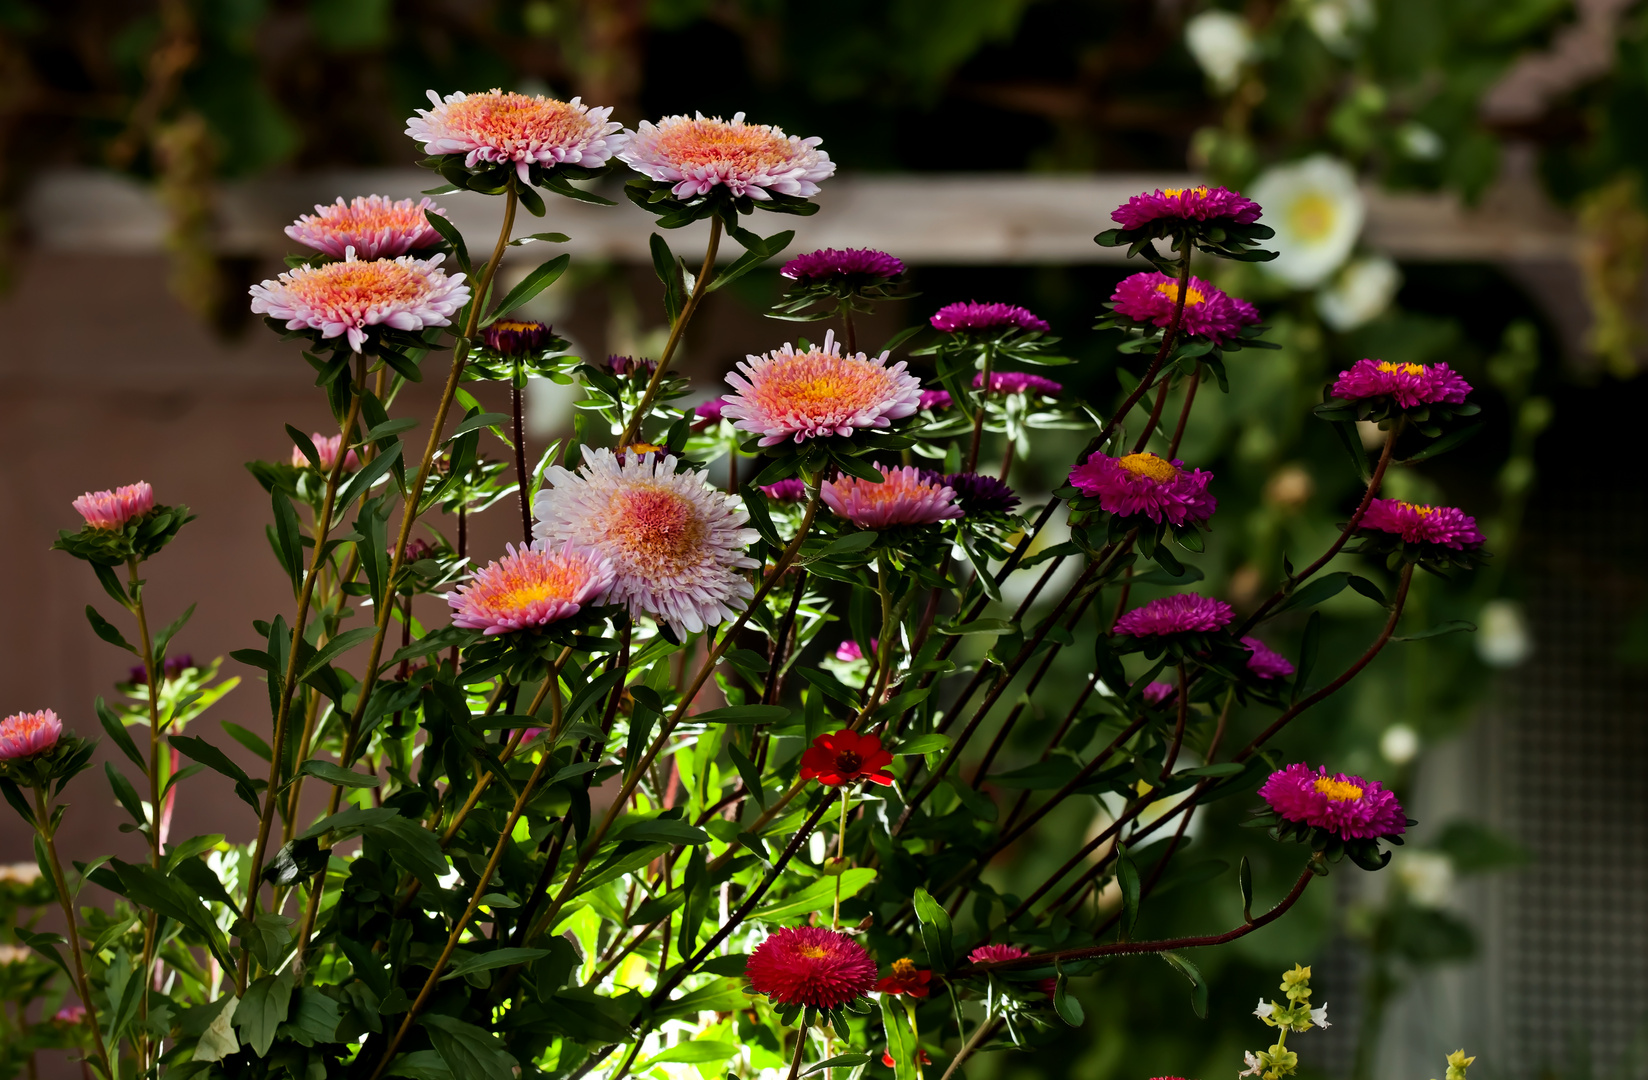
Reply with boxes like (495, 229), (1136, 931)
(1250, 155), (1365, 288)
(1398, 850), (1456, 908)
(1476, 599), (1532, 668)
(1186, 10), (1253, 92)
(1304, 0), (1374, 52)
(1317, 255), (1401, 330)
(1380, 723), (1419, 765)
(1398, 121), (1445, 161)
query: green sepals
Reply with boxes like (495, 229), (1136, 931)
(1342, 530), (1490, 577)
(1095, 216), (1276, 264)
(1251, 806), (1413, 871)
(463, 321), (574, 383)
(0, 732), (97, 793)
(1312, 383), (1482, 435)
(52, 503), (194, 567)
(623, 177), (820, 229)
(766, 247), (914, 322)
(416, 151), (616, 204)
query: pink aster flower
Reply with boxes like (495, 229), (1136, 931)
(532, 447), (759, 636)
(834, 639), (866, 662)
(931, 301), (1049, 334)
(0, 710), (61, 760)
(446, 543), (615, 636)
(1140, 681), (1177, 706)
(967, 945), (1054, 997)
(1112, 185), (1262, 231)
(723, 329), (923, 447)
(974, 371), (1062, 396)
(619, 112), (834, 200)
(781, 247), (905, 284)
(822, 466), (963, 529)
(405, 89), (624, 182)
(1330, 359), (1472, 409)
(1243, 636), (1295, 679)
(746, 926), (877, 1009)
(285, 195), (445, 259)
(1259, 763), (1407, 840)
(760, 478), (808, 502)
(1068, 452), (1216, 526)
(918, 388), (953, 411)
(694, 397), (729, 423)
(73, 482), (154, 530)
(291, 433), (360, 472)
(1110, 272), (1262, 346)
(53, 1005), (86, 1025)
(1115, 594), (1233, 638)
(1360, 499), (1484, 550)
(249, 249), (470, 353)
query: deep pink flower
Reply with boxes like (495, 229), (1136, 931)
(1140, 681), (1177, 706)
(1110, 272), (1261, 346)
(1330, 359), (1472, 409)
(781, 248), (905, 284)
(0, 710), (61, 760)
(1111, 185), (1262, 231)
(746, 926), (877, 1008)
(1114, 594), (1233, 637)
(1361, 499), (1484, 550)
(1068, 452), (1216, 526)
(291, 433), (361, 472)
(285, 195), (445, 259)
(480, 319), (554, 357)
(446, 543), (615, 635)
(619, 112), (834, 201)
(974, 371), (1062, 396)
(53, 1005), (86, 1025)
(943, 472), (1019, 515)
(823, 466), (963, 529)
(967, 945), (1054, 997)
(931, 302), (1049, 334)
(249, 250), (469, 353)
(406, 89), (624, 182)
(918, 388), (953, 411)
(1259, 763), (1407, 841)
(694, 397), (729, 423)
(73, 483), (155, 530)
(1243, 636), (1295, 679)
(834, 639), (866, 662)
(760, 478), (808, 502)
(723, 330), (922, 447)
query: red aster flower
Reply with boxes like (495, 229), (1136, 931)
(746, 926), (877, 1009)
(882, 1049), (933, 1067)
(799, 730), (895, 787)
(875, 957), (933, 998)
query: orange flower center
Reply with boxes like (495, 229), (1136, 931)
(1313, 777), (1364, 802)
(1118, 452), (1178, 482)
(492, 319), (540, 334)
(754, 354), (896, 419)
(656, 118), (794, 170)
(892, 958), (917, 978)
(1376, 361), (1426, 376)
(799, 946), (828, 959)
(290, 260), (431, 309)
(483, 559), (590, 612)
(607, 484), (708, 572)
(444, 91), (594, 149)
(1398, 501), (1435, 515)
(1163, 186), (1211, 198)
(315, 204), (427, 235)
(1153, 281), (1207, 307)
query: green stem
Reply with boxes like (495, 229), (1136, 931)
(33, 787), (114, 1080)
(620, 217), (723, 446)
(124, 555), (164, 1070)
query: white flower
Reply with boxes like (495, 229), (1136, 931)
(1476, 599), (1532, 668)
(1398, 850), (1456, 908)
(1253, 998), (1275, 1021)
(1185, 11), (1254, 92)
(1239, 1051), (1263, 1078)
(1317, 255), (1401, 331)
(1250, 155), (1364, 288)
(0, 945), (30, 965)
(1380, 723), (1419, 765)
(1398, 121), (1445, 161)
(0, 862), (41, 885)
(1311, 1003), (1331, 1028)
(1304, 0), (1374, 53)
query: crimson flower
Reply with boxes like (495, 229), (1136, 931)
(882, 1049), (933, 1067)
(875, 957), (933, 998)
(746, 926), (877, 1009)
(800, 730), (895, 787)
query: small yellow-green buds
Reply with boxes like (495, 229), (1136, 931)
(1240, 965), (1330, 1079)
(1434, 1050), (1475, 1080)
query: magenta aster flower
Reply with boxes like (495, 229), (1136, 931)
(249, 250), (469, 353)
(73, 482), (154, 530)
(943, 472), (1019, 515)
(1330, 359), (1472, 409)
(1140, 681), (1177, 706)
(405, 89), (624, 182)
(823, 466), (963, 529)
(1259, 763), (1407, 840)
(291, 433), (360, 472)
(930, 301), (1049, 334)
(52, 1005), (86, 1025)
(532, 448), (759, 635)
(285, 195), (445, 259)
(781, 247), (905, 284)
(834, 639), (866, 662)
(619, 112), (834, 200)
(1110, 272), (1262, 346)
(723, 330), (923, 447)
(446, 542), (614, 636)
(1360, 499), (1484, 550)
(1112, 185), (1262, 231)
(1115, 594), (1233, 637)
(1243, 636), (1295, 680)
(0, 710), (61, 760)
(1068, 452), (1216, 526)
(760, 478), (808, 502)
(974, 371), (1062, 396)
(694, 397), (729, 423)
(967, 945), (1054, 996)
(746, 926), (877, 1008)
(603, 354), (658, 380)
(480, 319), (554, 357)
(918, 388), (953, 411)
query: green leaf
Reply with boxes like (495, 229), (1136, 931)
(221, 721), (272, 762)
(448, 411), (512, 439)
(425, 211), (470, 270)
(85, 605), (137, 654)
(234, 971), (295, 1056)
(728, 743), (767, 809)
(1274, 571), (1352, 616)
(297, 759), (381, 788)
(1394, 620), (1476, 642)
(359, 417), (419, 443)
(424, 1013), (518, 1080)
(277, 986), (342, 1047)
(96, 697), (146, 771)
(618, 818), (710, 845)
(1117, 846), (1140, 939)
(335, 440), (403, 516)
(820, 531), (879, 556)
(490, 254), (572, 320)
(691, 704), (790, 725)
(1159, 951), (1208, 1018)
(805, 1055), (875, 1076)
(1293, 612), (1322, 704)
(752, 868), (876, 922)
(897, 734), (950, 756)
(879, 992), (919, 1080)
(299, 626), (377, 680)
(1238, 856), (1254, 922)
(912, 887), (955, 969)
(153, 602), (196, 660)
(641, 1041), (740, 1068)
(105, 763), (148, 829)
(937, 618), (1015, 636)
(1401, 422), (1483, 464)
(442, 947), (552, 981)
(1053, 966), (1085, 1027)
(509, 231), (571, 246)
(271, 492), (305, 582)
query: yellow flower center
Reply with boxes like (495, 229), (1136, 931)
(1153, 281), (1207, 307)
(483, 559), (590, 612)
(1288, 192), (1338, 242)
(1376, 361), (1426, 376)
(1162, 186), (1210, 199)
(799, 946), (828, 959)
(1397, 501), (1435, 515)
(1313, 777), (1364, 802)
(445, 90), (595, 149)
(1118, 452), (1178, 482)
(657, 118), (795, 170)
(892, 958), (917, 977)
(492, 319), (540, 334)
